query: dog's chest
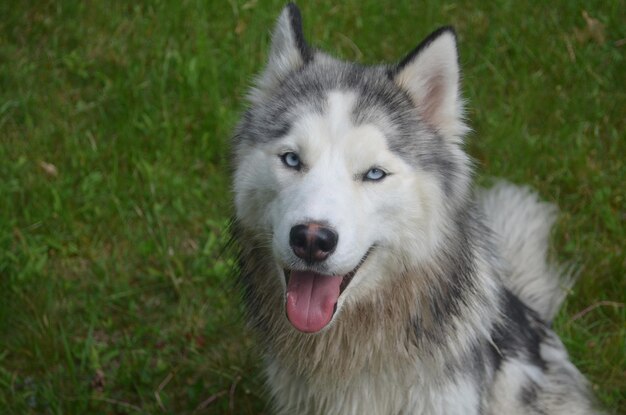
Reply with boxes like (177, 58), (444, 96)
(266, 358), (482, 415)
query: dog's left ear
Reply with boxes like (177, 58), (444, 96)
(249, 3), (311, 104)
(391, 27), (467, 139)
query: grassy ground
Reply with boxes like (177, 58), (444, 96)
(0, 0), (624, 413)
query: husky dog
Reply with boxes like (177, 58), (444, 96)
(231, 4), (601, 414)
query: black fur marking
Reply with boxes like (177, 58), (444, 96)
(349, 71), (463, 198)
(468, 342), (493, 415)
(410, 204), (483, 347)
(415, 134), (460, 197)
(352, 74), (415, 129)
(491, 289), (548, 371)
(286, 3), (313, 64)
(229, 219), (288, 340)
(389, 26), (457, 78)
(234, 68), (327, 145)
(520, 378), (548, 414)
(237, 45), (465, 199)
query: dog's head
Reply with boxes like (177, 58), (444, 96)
(232, 4), (471, 333)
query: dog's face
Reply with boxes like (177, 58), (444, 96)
(235, 90), (439, 333)
(233, 4), (470, 333)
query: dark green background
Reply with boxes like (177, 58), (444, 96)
(1, 1), (624, 413)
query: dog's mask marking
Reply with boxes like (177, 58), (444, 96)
(237, 20), (468, 334)
(275, 91), (406, 333)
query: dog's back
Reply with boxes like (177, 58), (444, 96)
(477, 183), (599, 415)
(479, 182), (574, 321)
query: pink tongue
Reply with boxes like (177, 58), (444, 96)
(286, 271), (343, 333)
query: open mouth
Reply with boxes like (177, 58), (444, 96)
(283, 248), (372, 333)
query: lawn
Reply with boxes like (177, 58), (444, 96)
(0, 0), (624, 413)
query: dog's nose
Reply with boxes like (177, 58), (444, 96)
(289, 223), (338, 263)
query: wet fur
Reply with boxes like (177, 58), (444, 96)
(231, 4), (601, 414)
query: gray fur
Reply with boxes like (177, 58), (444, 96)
(236, 56), (470, 204)
(231, 4), (602, 414)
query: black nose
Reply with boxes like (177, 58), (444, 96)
(289, 223), (338, 263)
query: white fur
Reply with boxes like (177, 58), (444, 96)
(235, 89), (451, 320)
(233, 6), (601, 414)
(478, 182), (575, 321)
(267, 357), (486, 415)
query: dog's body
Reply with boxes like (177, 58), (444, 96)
(232, 4), (600, 414)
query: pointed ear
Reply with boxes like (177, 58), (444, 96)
(249, 3), (311, 103)
(391, 27), (467, 139)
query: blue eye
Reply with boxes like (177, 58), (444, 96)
(281, 152), (302, 170)
(364, 167), (387, 181)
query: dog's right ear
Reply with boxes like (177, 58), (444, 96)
(249, 3), (311, 104)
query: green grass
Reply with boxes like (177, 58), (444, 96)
(0, 1), (623, 413)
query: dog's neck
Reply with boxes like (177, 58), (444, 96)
(239, 224), (503, 388)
